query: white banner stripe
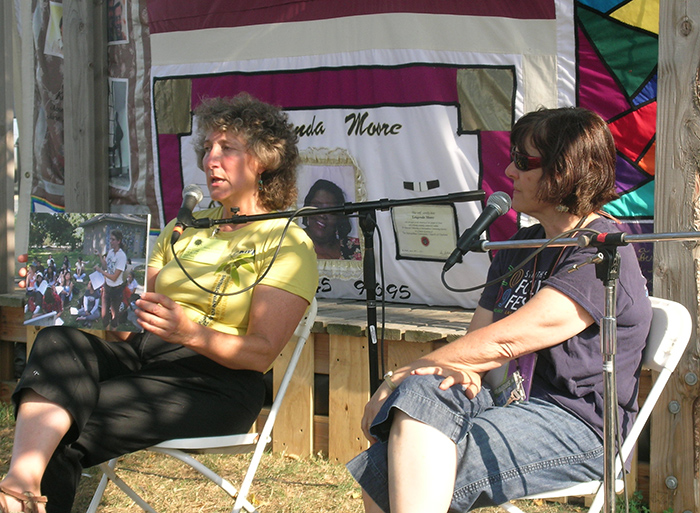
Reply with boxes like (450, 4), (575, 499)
(151, 13), (560, 67)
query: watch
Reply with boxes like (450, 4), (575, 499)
(383, 370), (397, 391)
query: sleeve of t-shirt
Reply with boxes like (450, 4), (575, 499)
(543, 245), (605, 323)
(116, 250), (128, 272)
(257, 224), (319, 304)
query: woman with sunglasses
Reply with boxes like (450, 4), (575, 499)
(347, 107), (652, 513)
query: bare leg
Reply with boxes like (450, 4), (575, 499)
(101, 287), (108, 324)
(387, 410), (457, 513)
(0, 390), (72, 512)
(362, 489), (385, 513)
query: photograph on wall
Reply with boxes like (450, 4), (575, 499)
(23, 213), (150, 332)
(109, 78), (131, 190)
(296, 148), (366, 279)
(43, 2), (63, 58)
(107, 0), (129, 44)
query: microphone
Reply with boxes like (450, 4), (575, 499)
(443, 191), (512, 272)
(171, 184), (204, 244)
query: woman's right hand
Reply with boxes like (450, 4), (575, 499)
(361, 382), (395, 444)
(360, 368), (413, 444)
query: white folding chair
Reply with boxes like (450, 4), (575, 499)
(499, 296), (692, 513)
(86, 298), (318, 513)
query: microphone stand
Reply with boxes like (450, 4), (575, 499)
(186, 190), (486, 393)
(474, 230), (700, 513)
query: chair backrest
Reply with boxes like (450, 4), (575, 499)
(499, 296), (693, 513)
(230, 297), (317, 512)
(269, 297), (317, 417)
(617, 296), (692, 465)
(642, 296), (692, 373)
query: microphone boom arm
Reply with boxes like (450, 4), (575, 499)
(190, 190), (486, 228)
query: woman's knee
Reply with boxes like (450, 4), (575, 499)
(29, 327), (91, 360)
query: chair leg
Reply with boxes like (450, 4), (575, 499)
(87, 459), (158, 513)
(231, 439), (269, 513)
(86, 459), (115, 513)
(153, 449), (257, 513)
(499, 501), (528, 513)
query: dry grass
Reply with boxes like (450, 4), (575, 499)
(71, 450), (366, 513)
(1, 401), (589, 513)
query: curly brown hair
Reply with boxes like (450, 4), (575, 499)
(193, 93), (299, 211)
(510, 107), (619, 217)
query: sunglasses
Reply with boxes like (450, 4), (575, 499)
(510, 148), (542, 171)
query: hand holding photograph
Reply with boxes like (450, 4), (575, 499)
(24, 212), (150, 332)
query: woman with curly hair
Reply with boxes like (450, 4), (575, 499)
(1, 93), (318, 513)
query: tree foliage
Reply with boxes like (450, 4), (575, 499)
(29, 213), (92, 250)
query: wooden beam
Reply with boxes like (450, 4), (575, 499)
(652, 2), (700, 513)
(13, 0), (32, 259)
(0, 0), (15, 294)
(63, 0), (109, 212)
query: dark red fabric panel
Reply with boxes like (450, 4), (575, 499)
(189, 65), (460, 109)
(157, 134), (186, 221)
(147, 0), (556, 34)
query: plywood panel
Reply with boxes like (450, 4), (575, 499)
(328, 334), (370, 463)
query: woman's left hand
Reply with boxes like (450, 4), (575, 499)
(411, 363), (483, 399)
(135, 292), (194, 344)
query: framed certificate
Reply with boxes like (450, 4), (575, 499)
(391, 204), (458, 261)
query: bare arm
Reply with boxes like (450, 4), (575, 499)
(95, 255), (123, 282)
(135, 284), (309, 372)
(412, 286), (594, 391)
(361, 304), (494, 441)
(361, 286), (593, 441)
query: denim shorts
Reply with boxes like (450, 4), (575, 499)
(346, 374), (604, 512)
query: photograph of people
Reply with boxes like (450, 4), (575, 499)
(302, 178), (361, 260)
(0, 93), (318, 513)
(346, 107), (652, 513)
(74, 281), (102, 327)
(73, 256), (86, 282)
(94, 229), (128, 329)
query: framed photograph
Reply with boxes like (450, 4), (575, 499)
(43, 2), (63, 58)
(107, 0), (129, 44)
(108, 78), (131, 190)
(297, 148), (366, 280)
(24, 213), (151, 332)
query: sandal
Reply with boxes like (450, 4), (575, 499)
(0, 486), (47, 513)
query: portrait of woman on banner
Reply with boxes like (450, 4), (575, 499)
(297, 148), (367, 280)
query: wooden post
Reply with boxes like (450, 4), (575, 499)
(13, 0), (33, 260)
(0, 0), (15, 294)
(652, 2), (700, 512)
(63, 0), (109, 213)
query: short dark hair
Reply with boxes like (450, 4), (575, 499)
(510, 107), (618, 216)
(302, 179), (352, 239)
(193, 93), (299, 211)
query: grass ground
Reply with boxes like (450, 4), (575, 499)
(0, 401), (595, 513)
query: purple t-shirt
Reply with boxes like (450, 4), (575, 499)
(479, 217), (651, 439)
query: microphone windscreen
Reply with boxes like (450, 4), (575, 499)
(486, 191), (512, 215)
(183, 184), (204, 203)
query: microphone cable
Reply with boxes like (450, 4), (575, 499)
(441, 226), (605, 294)
(168, 205), (319, 297)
